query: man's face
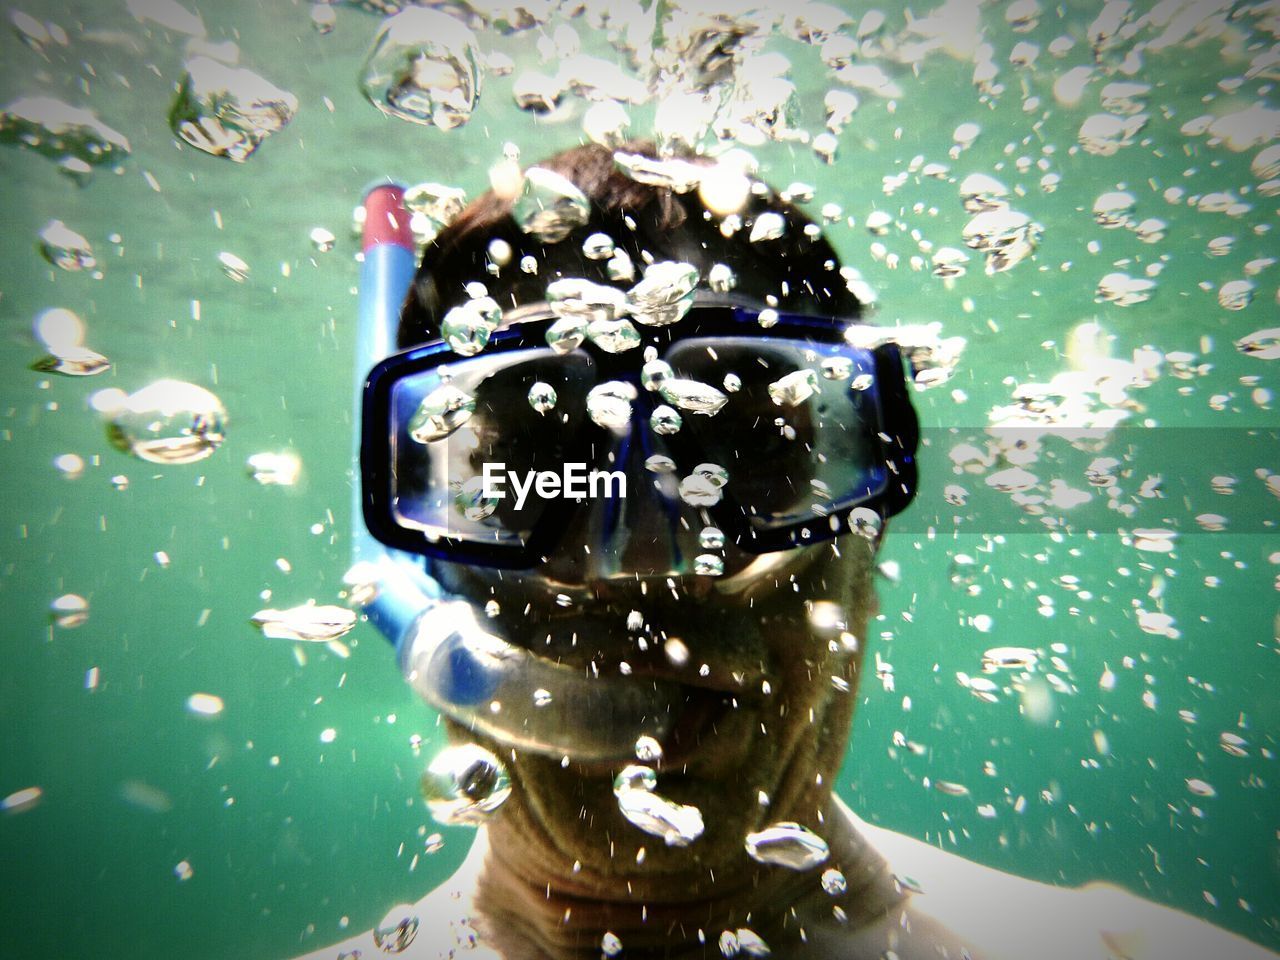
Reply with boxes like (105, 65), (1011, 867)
(429, 499), (880, 884)
(402, 275), (894, 890)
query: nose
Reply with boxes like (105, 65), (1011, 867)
(538, 416), (694, 583)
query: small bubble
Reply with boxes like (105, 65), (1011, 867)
(768, 369), (819, 407)
(698, 164), (752, 216)
(218, 251), (250, 281)
(1078, 112), (1146, 156)
(1235, 328), (1280, 360)
(749, 211), (787, 243)
(38, 219), (94, 270)
(582, 233), (615, 261)
(309, 3), (335, 33)
(708, 263), (737, 292)
(649, 405), (682, 436)
(1218, 280), (1255, 311)
(548, 277), (629, 324)
(50, 593), (88, 628)
(587, 382), (636, 430)
(699, 527), (725, 550)
(53, 453), (83, 477)
(372, 905), (419, 954)
(587, 317), (642, 354)
(246, 451), (301, 486)
(613, 764), (658, 796)
(953, 122), (981, 147)
(545, 317), (587, 354)
(1186, 778), (1216, 798)
(641, 358), (673, 392)
(404, 182), (467, 225)
(865, 211), (892, 235)
(744, 822), (829, 870)
(735, 928), (771, 957)
(512, 70), (563, 113)
(309, 227), (335, 252)
(528, 381), (557, 413)
(634, 735), (663, 763)
(441, 297), (501, 356)
(408, 383), (475, 442)
(962, 209), (1040, 274)
(186, 693), (224, 717)
(821, 868), (847, 895)
(664, 637), (689, 666)
(628, 261), (699, 326)
(616, 785), (704, 846)
(694, 554), (725, 576)
(679, 473), (724, 508)
(251, 603), (356, 643)
(422, 744), (511, 826)
(513, 167), (591, 243)
(644, 454), (677, 474)
(34, 307), (85, 353)
(1, 786), (43, 815)
(1092, 191), (1135, 228)
(659, 378), (727, 415)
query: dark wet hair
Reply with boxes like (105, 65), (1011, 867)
(398, 141), (862, 348)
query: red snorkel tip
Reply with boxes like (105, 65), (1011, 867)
(362, 184), (414, 253)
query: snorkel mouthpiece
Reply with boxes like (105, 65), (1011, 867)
(400, 601), (677, 762)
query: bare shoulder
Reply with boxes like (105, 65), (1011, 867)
(847, 809), (1277, 960)
(289, 835), (497, 960)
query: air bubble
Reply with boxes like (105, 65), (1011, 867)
(359, 7), (481, 130)
(107, 380), (227, 465)
(422, 744), (511, 826)
(408, 384), (475, 442)
(744, 822), (829, 870)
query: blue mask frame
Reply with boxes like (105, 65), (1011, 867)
(361, 302), (919, 568)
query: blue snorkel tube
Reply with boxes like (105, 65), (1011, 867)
(351, 185), (674, 762)
(350, 184), (446, 652)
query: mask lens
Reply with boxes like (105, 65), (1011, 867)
(389, 349), (599, 547)
(661, 337), (887, 535)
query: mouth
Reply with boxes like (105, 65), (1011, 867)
(656, 686), (736, 769)
(402, 596), (769, 768)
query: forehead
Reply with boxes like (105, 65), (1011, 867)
(403, 192), (860, 348)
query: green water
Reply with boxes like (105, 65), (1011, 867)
(1, 2), (1277, 957)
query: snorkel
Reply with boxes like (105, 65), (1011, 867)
(352, 185), (676, 762)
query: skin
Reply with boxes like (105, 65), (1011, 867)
(298, 283), (1279, 958)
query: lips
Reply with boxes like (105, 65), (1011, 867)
(476, 602), (769, 769)
(417, 561), (778, 763)
(658, 686), (735, 768)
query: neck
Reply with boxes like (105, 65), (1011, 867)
(468, 794), (905, 958)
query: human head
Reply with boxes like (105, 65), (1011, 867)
(394, 142), (905, 948)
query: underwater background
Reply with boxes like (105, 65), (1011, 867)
(1, 1), (1277, 957)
